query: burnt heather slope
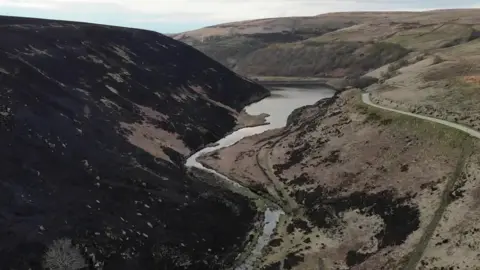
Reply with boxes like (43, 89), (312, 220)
(0, 16), (268, 269)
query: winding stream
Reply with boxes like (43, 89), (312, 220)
(186, 87), (335, 269)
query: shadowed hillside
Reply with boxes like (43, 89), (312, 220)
(0, 16), (269, 269)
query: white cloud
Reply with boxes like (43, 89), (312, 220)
(0, 0), (330, 20)
(0, 0), (58, 9)
(79, 0), (427, 20)
(0, 0), (442, 16)
(0, 0), (478, 32)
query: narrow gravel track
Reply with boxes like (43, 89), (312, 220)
(362, 93), (480, 138)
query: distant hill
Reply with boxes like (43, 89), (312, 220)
(0, 16), (268, 269)
(174, 9), (480, 78)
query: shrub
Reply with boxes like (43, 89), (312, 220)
(432, 55), (444, 65)
(396, 58), (409, 67)
(415, 54), (425, 61)
(347, 76), (379, 89)
(43, 238), (87, 270)
(387, 58), (409, 72)
(387, 64), (396, 73)
(381, 70), (399, 80)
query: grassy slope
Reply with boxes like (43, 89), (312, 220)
(176, 10), (480, 78)
(198, 90), (472, 269)
(175, 9), (480, 269)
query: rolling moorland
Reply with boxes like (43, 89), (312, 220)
(177, 9), (480, 269)
(2, 8), (480, 270)
(174, 9), (480, 78)
(0, 16), (270, 269)
(175, 10), (480, 132)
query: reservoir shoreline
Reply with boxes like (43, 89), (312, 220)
(185, 86), (335, 269)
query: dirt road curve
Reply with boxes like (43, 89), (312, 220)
(362, 93), (480, 139)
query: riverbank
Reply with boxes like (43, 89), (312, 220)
(235, 110), (269, 131)
(185, 87), (334, 269)
(199, 89), (476, 269)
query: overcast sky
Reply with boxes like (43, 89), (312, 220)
(0, 0), (479, 33)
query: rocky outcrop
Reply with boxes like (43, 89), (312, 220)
(0, 16), (269, 269)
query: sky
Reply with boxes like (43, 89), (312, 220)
(0, 0), (479, 34)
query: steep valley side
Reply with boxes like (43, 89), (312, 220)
(172, 9), (480, 270)
(0, 16), (269, 269)
(199, 89), (478, 269)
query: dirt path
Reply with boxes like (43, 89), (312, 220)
(362, 93), (480, 138)
(257, 139), (300, 214)
(362, 92), (477, 269)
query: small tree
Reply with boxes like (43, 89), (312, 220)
(347, 76), (379, 89)
(387, 64), (397, 73)
(388, 58), (409, 72)
(381, 70), (399, 80)
(43, 238), (87, 270)
(397, 58), (409, 67)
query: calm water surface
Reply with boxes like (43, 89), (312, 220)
(186, 87), (335, 165)
(185, 87), (335, 270)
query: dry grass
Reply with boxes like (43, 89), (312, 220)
(177, 9), (480, 78)
(175, 9), (480, 269)
(434, 38), (480, 59)
(414, 141), (480, 270)
(305, 23), (397, 43)
(177, 10), (480, 42)
(369, 55), (480, 132)
(200, 90), (468, 269)
(385, 24), (472, 51)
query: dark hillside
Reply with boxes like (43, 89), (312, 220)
(0, 16), (268, 269)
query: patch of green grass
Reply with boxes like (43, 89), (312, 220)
(420, 77), (480, 112)
(356, 97), (468, 149)
(393, 113), (468, 149)
(386, 24), (472, 51)
(367, 42), (410, 55)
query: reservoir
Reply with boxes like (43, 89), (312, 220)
(186, 86), (335, 269)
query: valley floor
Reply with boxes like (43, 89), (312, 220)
(175, 11), (480, 269)
(199, 89), (480, 270)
